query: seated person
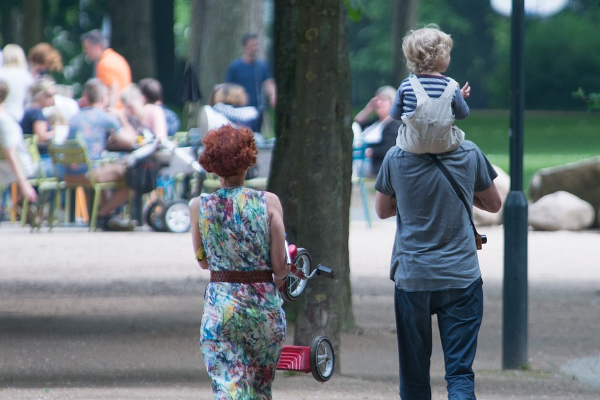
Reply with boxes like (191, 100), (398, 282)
(119, 83), (167, 141)
(44, 84), (80, 125)
(21, 77), (56, 177)
(27, 42), (63, 80)
(21, 77), (55, 176)
(209, 83), (261, 132)
(42, 84), (79, 150)
(138, 78), (180, 137)
(353, 85), (400, 177)
(66, 78), (138, 231)
(0, 80), (37, 203)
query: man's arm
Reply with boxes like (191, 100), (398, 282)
(107, 82), (120, 109)
(106, 112), (138, 149)
(264, 78), (276, 107)
(473, 182), (501, 213)
(375, 191), (396, 219)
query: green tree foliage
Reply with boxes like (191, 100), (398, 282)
(35, 0), (105, 92)
(346, 0), (393, 106)
(347, 0), (600, 111)
(488, 1), (600, 110)
(347, 0), (496, 109)
(418, 0), (495, 109)
(573, 88), (600, 112)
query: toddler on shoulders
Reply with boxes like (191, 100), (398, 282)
(390, 24), (471, 154)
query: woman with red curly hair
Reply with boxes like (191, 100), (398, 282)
(189, 125), (289, 399)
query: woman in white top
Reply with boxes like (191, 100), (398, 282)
(0, 80), (37, 202)
(209, 83), (261, 132)
(0, 44), (34, 122)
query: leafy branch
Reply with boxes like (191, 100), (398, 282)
(573, 88), (600, 112)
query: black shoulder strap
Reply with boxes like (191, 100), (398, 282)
(428, 153), (480, 238)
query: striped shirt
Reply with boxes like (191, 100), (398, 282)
(389, 74), (469, 120)
(212, 102), (260, 129)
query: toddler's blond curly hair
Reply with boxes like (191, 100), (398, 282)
(403, 24), (453, 74)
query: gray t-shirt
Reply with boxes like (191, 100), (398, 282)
(375, 140), (497, 291)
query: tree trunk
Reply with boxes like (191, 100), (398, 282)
(0, 2), (21, 46)
(271, 0), (354, 370)
(21, 0), (43, 51)
(152, 0), (177, 104)
(106, 0), (156, 81)
(391, 0), (418, 86)
(189, 0), (263, 106)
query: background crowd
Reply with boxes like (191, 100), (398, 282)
(0, 27), (281, 231)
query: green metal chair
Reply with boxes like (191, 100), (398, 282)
(201, 172), (267, 193)
(20, 136), (61, 230)
(48, 139), (127, 231)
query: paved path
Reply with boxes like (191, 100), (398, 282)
(1, 186), (600, 399)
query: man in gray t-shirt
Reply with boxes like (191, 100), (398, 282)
(374, 140), (501, 399)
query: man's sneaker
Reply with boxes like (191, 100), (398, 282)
(106, 217), (138, 231)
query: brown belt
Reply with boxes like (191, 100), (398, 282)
(210, 270), (273, 283)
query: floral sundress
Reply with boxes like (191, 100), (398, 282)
(199, 186), (286, 400)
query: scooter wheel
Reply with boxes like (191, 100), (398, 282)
(144, 200), (166, 232)
(161, 200), (191, 233)
(309, 335), (335, 382)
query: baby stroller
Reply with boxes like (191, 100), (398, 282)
(126, 137), (203, 233)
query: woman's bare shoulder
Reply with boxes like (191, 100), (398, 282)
(189, 196), (200, 211)
(264, 191), (282, 212)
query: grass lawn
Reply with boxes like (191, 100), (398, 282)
(457, 110), (600, 195)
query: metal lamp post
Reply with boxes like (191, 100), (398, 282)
(503, 0), (529, 370)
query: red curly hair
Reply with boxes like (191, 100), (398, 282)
(199, 125), (257, 177)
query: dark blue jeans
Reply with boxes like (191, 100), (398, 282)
(394, 278), (483, 400)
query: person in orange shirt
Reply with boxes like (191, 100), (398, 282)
(80, 29), (131, 110)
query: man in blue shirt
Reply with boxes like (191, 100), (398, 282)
(375, 142), (501, 399)
(224, 34), (276, 130)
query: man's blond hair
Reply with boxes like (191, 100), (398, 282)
(84, 79), (108, 104)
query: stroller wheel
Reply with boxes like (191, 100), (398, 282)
(161, 200), (191, 233)
(144, 200), (167, 232)
(309, 336), (335, 382)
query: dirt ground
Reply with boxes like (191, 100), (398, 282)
(1, 188), (600, 399)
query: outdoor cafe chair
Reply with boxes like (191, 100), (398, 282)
(20, 135), (61, 230)
(49, 139), (128, 231)
(351, 122), (372, 228)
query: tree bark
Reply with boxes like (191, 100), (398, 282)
(106, 0), (156, 81)
(189, 0), (263, 106)
(21, 0), (43, 51)
(391, 0), (419, 86)
(0, 2), (21, 46)
(271, 0), (354, 371)
(152, 0), (177, 104)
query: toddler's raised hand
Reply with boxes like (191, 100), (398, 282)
(461, 82), (471, 99)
